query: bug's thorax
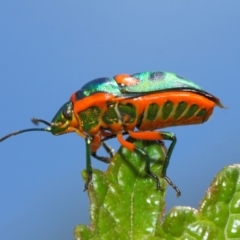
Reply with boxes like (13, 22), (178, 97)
(75, 97), (142, 135)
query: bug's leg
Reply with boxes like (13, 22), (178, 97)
(84, 134), (114, 190)
(159, 132), (176, 176)
(135, 146), (162, 190)
(102, 141), (114, 158)
(117, 133), (161, 190)
(100, 131), (115, 159)
(128, 131), (181, 197)
(159, 132), (181, 197)
(92, 132), (129, 162)
(91, 142), (113, 163)
(90, 133), (113, 163)
(84, 135), (93, 191)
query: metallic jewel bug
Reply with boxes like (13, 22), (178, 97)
(0, 71), (224, 197)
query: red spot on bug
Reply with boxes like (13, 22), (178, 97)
(114, 74), (139, 86)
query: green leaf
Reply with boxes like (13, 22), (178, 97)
(74, 139), (240, 240)
(159, 164), (240, 240)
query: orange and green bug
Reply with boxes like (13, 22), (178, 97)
(0, 71), (224, 196)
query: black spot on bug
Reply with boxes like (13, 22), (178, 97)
(149, 72), (165, 81)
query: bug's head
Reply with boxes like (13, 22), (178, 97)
(49, 101), (75, 135)
(0, 101), (83, 143)
(48, 101), (83, 136)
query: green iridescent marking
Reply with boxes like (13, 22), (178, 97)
(196, 108), (207, 117)
(102, 103), (118, 124)
(185, 104), (199, 118)
(174, 101), (187, 119)
(118, 103), (136, 123)
(123, 71), (203, 93)
(79, 107), (100, 131)
(147, 103), (159, 120)
(162, 101), (173, 120)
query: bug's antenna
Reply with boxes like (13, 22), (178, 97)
(31, 118), (52, 126)
(0, 128), (50, 142)
(0, 118), (52, 142)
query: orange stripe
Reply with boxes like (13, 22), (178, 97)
(117, 133), (135, 151)
(129, 131), (163, 140)
(117, 91), (215, 112)
(73, 92), (115, 113)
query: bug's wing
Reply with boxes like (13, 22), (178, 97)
(117, 72), (224, 108)
(120, 72), (202, 93)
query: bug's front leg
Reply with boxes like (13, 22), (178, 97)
(84, 134), (114, 191)
(84, 135), (93, 191)
(90, 134), (114, 163)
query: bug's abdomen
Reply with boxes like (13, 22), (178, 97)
(74, 91), (219, 135)
(123, 91), (217, 131)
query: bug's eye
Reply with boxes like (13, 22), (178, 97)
(62, 105), (72, 120)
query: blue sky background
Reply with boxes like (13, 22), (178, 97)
(0, 1), (239, 239)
